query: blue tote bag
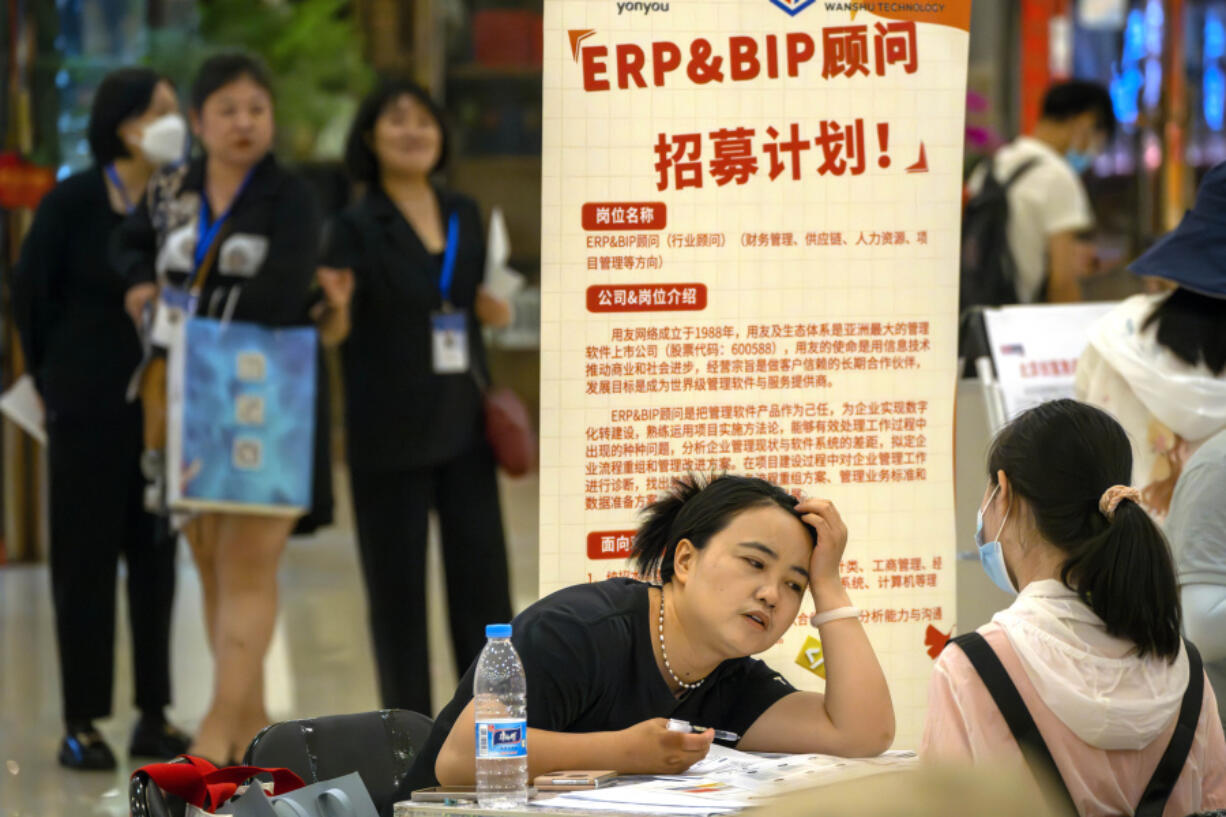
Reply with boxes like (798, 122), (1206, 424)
(167, 315), (317, 515)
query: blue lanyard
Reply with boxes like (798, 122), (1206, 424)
(194, 167), (256, 271)
(439, 212), (461, 304)
(105, 164), (135, 214)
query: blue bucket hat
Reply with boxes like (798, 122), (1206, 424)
(1129, 161), (1226, 298)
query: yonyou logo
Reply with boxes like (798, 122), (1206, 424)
(769, 0), (818, 15)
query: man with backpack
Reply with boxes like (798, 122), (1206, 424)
(962, 80), (1116, 311)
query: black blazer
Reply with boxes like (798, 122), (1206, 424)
(12, 168), (140, 420)
(111, 153), (320, 327)
(324, 186), (488, 472)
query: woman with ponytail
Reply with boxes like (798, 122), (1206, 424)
(922, 399), (1226, 816)
(406, 474), (894, 793)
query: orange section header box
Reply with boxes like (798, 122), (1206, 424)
(582, 202), (667, 230)
(587, 530), (637, 560)
(586, 284), (707, 313)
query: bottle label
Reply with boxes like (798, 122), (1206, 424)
(475, 718), (527, 759)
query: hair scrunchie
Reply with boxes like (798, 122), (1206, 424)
(1099, 485), (1142, 522)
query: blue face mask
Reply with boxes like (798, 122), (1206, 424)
(975, 485), (1017, 595)
(1065, 150), (1094, 175)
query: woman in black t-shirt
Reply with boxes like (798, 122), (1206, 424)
(414, 475), (894, 790)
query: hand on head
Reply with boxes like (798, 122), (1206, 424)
(795, 497), (848, 589)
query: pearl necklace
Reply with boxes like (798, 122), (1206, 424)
(658, 591), (705, 691)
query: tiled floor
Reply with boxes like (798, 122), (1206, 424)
(0, 468), (540, 817)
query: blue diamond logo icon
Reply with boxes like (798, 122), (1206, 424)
(769, 0), (818, 15)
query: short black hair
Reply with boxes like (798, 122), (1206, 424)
(1142, 286), (1226, 376)
(632, 474), (814, 584)
(88, 67), (165, 164)
(987, 399), (1181, 660)
(343, 77), (449, 183)
(190, 52), (275, 111)
(1041, 80), (1117, 139)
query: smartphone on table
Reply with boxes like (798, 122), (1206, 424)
(533, 770), (617, 791)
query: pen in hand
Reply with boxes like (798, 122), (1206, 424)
(666, 718), (739, 743)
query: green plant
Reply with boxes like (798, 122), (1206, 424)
(148, 0), (373, 159)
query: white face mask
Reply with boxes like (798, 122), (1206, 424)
(138, 113), (187, 166)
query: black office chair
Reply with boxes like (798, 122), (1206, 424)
(243, 709), (434, 817)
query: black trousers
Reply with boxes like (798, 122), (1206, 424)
(350, 443), (513, 714)
(47, 407), (176, 723)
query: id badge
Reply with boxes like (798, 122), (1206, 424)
(151, 287), (199, 348)
(430, 310), (470, 374)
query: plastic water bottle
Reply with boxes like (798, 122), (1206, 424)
(474, 623), (528, 808)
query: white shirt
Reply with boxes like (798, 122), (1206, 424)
(1076, 294), (1226, 487)
(969, 136), (1094, 303)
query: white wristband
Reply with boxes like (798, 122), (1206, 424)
(810, 606), (861, 628)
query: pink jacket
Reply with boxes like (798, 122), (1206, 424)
(922, 623), (1226, 817)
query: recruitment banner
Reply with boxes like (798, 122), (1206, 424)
(540, 0), (971, 748)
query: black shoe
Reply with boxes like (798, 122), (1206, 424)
(129, 718), (192, 759)
(58, 728), (117, 771)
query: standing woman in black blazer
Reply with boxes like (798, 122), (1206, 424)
(114, 53), (321, 762)
(12, 67), (190, 769)
(322, 79), (514, 713)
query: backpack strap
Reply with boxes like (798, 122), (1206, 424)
(951, 632), (1078, 817)
(1001, 156), (1041, 189)
(1135, 639), (1204, 817)
(968, 155), (1039, 192)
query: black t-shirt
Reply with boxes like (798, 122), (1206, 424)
(404, 578), (798, 793)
